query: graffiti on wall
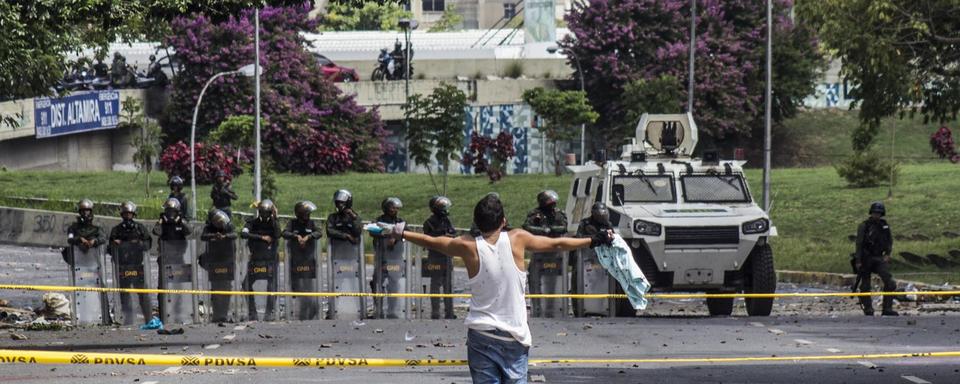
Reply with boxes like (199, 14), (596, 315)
(804, 81), (856, 109)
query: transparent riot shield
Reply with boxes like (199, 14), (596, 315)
(575, 248), (613, 317)
(242, 239), (280, 322)
(199, 237), (238, 323)
(529, 252), (568, 318)
(108, 242), (153, 325)
(286, 238), (322, 321)
(372, 239), (409, 319)
(159, 239), (198, 325)
(327, 238), (366, 320)
(69, 245), (109, 325)
(420, 247), (455, 320)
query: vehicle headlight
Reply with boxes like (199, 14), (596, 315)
(633, 219), (662, 236)
(742, 218), (769, 234)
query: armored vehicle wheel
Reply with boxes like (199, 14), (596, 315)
(706, 296), (734, 316)
(744, 243), (775, 316)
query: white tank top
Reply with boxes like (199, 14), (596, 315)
(464, 231), (531, 346)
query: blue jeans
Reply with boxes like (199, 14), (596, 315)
(467, 328), (529, 384)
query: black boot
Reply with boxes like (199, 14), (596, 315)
(881, 309), (899, 316)
(859, 297), (874, 316)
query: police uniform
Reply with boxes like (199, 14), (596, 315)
(65, 218), (106, 263)
(210, 182), (238, 218)
(169, 192), (190, 220)
(282, 217), (322, 320)
(326, 210), (362, 244)
(109, 218), (153, 324)
(240, 215), (281, 321)
(423, 213), (456, 319)
(200, 219), (237, 322)
(152, 214), (192, 320)
(370, 212), (404, 318)
(522, 206), (568, 317)
(855, 216), (897, 315)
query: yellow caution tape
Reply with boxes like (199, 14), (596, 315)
(1, 349), (960, 368)
(0, 283), (958, 299)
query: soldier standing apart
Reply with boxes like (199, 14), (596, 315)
(522, 190), (568, 317)
(168, 176), (189, 220)
(370, 197), (405, 318)
(210, 170), (238, 218)
(282, 201), (322, 320)
(109, 202), (153, 325)
(152, 198), (192, 321)
(326, 190), (362, 245)
(200, 209), (237, 323)
(240, 200), (281, 321)
(423, 196), (456, 319)
(855, 202), (898, 316)
(65, 199), (105, 262)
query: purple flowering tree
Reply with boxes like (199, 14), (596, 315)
(161, 3), (388, 173)
(562, 0), (823, 150)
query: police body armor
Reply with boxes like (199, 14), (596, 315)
(200, 234), (238, 323)
(159, 239), (199, 324)
(109, 241), (153, 325)
(372, 237), (410, 319)
(69, 245), (110, 325)
(286, 237), (322, 321)
(575, 248), (614, 317)
(327, 238), (366, 320)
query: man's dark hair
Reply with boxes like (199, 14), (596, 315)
(473, 194), (505, 233)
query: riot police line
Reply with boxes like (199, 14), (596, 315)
(61, 189), (622, 327)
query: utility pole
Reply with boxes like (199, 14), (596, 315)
(687, 0), (696, 114)
(254, 7), (262, 202)
(762, 0), (772, 212)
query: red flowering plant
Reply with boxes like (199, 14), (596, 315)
(930, 126), (960, 163)
(463, 131), (515, 182)
(159, 141), (243, 184)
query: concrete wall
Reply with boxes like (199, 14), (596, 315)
(336, 58), (572, 82)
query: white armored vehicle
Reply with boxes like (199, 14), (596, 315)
(565, 113), (777, 316)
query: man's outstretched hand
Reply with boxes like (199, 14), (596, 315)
(590, 229), (614, 248)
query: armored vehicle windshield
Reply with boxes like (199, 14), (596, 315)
(680, 174), (750, 203)
(611, 175), (676, 205)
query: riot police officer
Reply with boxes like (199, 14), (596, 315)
(371, 197), (405, 318)
(168, 175), (189, 220)
(152, 198), (192, 320)
(326, 190), (362, 244)
(423, 196), (456, 319)
(210, 170), (238, 218)
(522, 190), (568, 317)
(65, 199), (105, 262)
(574, 202), (613, 316)
(109, 202), (153, 325)
(854, 202), (898, 316)
(200, 209), (237, 323)
(282, 201), (322, 320)
(240, 200), (281, 321)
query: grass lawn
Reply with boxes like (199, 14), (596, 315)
(3, 163), (960, 285)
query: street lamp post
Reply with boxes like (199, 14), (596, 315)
(547, 46), (585, 164)
(190, 64), (256, 221)
(398, 18), (418, 171)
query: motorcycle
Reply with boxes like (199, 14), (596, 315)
(371, 42), (414, 81)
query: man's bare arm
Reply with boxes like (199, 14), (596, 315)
(402, 231), (473, 259)
(512, 229), (593, 253)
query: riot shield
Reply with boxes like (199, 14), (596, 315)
(575, 248), (614, 317)
(69, 245), (109, 325)
(420, 248), (455, 320)
(242, 239), (280, 321)
(372, 239), (409, 319)
(327, 238), (365, 320)
(159, 239), (198, 325)
(529, 252), (568, 318)
(108, 242), (153, 325)
(286, 238), (322, 321)
(199, 237), (238, 323)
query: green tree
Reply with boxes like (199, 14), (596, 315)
(619, 75), (685, 142)
(320, 2), (412, 31)
(428, 4), (464, 32)
(121, 97), (163, 196)
(522, 88), (599, 176)
(405, 83), (467, 195)
(209, 115), (255, 148)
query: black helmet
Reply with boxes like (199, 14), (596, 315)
(207, 208), (231, 230)
(869, 201), (886, 216)
(163, 197), (181, 220)
(590, 202), (609, 222)
(169, 175), (184, 187)
(294, 200), (317, 220)
(257, 199), (275, 219)
(120, 201), (137, 216)
(381, 197), (403, 213)
(214, 169), (227, 179)
(429, 196), (452, 215)
(333, 189), (353, 208)
(537, 190), (559, 209)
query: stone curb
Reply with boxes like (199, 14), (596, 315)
(777, 269), (958, 299)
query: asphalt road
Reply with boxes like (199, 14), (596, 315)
(2, 245), (960, 383)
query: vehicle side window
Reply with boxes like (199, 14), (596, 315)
(595, 182), (603, 203)
(584, 177), (593, 197)
(571, 178), (581, 197)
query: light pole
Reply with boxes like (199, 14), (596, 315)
(762, 0), (772, 213)
(190, 64), (256, 221)
(687, 0), (696, 114)
(547, 46), (586, 164)
(254, 8), (262, 202)
(398, 18), (418, 171)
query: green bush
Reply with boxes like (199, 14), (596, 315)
(504, 61), (524, 79)
(835, 151), (899, 188)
